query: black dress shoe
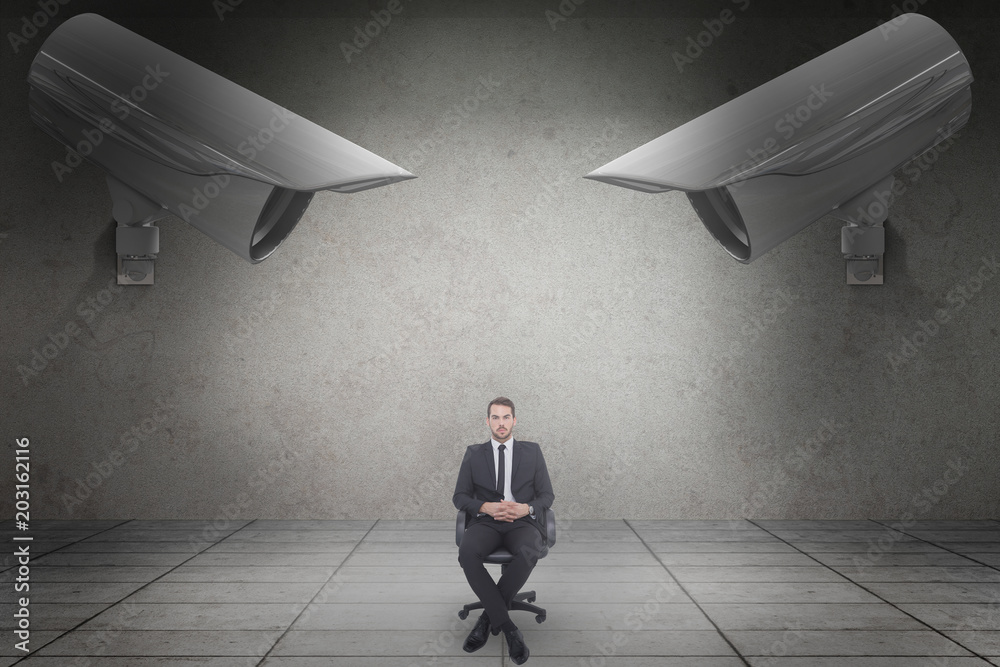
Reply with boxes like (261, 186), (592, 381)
(462, 613), (491, 653)
(504, 626), (530, 664)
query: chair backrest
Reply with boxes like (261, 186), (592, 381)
(456, 508), (557, 548)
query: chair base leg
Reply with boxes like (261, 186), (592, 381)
(458, 601), (482, 620)
(459, 590), (546, 624)
(510, 590), (546, 623)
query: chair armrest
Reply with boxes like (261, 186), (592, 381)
(456, 510), (466, 547)
(544, 508), (556, 547)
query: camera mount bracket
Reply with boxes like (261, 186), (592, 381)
(108, 175), (167, 285)
(831, 175), (893, 285)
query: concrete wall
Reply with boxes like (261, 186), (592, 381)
(2, 1), (997, 521)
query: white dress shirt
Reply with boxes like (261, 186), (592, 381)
(491, 437), (514, 502)
(478, 438), (535, 520)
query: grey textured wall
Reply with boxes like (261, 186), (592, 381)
(2, 1), (998, 521)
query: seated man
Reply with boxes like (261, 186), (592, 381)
(453, 396), (555, 665)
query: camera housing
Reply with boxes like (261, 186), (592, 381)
(28, 13), (414, 284)
(585, 14), (972, 283)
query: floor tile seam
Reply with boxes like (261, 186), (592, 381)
(868, 519), (1000, 573)
(94, 528), (372, 535)
(2, 600), (716, 609)
(674, 574), (1000, 579)
(32, 599), (915, 605)
(34, 566), (352, 573)
(8, 519), (133, 572)
(864, 519), (1000, 656)
(9, 517), (244, 662)
(9, 656), (996, 663)
(0, 628), (822, 634)
(224, 577), (1000, 585)
(31, 552), (359, 556)
(123, 582), (720, 588)
(748, 519), (993, 663)
(254, 518), (380, 666)
(58, 522), (257, 534)
(15, 599), (924, 605)
(622, 518), (753, 667)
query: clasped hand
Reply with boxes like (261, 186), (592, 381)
(481, 501), (528, 522)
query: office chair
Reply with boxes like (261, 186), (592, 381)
(456, 507), (557, 624)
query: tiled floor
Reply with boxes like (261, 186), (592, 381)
(1, 519), (998, 666)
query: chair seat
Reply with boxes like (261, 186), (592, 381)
(483, 545), (548, 564)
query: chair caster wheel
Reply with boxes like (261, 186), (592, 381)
(458, 609), (469, 620)
(535, 614), (546, 623)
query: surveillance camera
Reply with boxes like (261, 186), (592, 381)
(585, 14), (972, 284)
(28, 13), (415, 284)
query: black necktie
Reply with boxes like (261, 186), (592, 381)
(496, 444), (506, 499)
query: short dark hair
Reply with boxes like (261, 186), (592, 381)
(487, 396), (515, 418)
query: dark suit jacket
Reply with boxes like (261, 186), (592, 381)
(453, 439), (555, 541)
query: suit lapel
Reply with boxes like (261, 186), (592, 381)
(481, 440), (495, 488)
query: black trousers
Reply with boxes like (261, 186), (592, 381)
(457, 517), (546, 630)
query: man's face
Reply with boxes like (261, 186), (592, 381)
(488, 405), (516, 443)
